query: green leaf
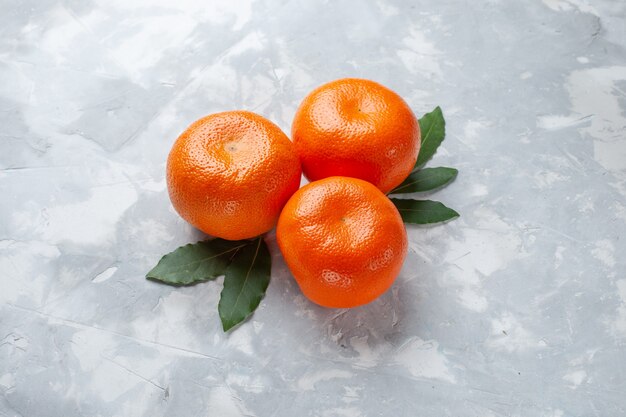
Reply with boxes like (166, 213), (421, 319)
(146, 238), (247, 286)
(219, 237), (271, 331)
(391, 198), (459, 224)
(147, 236), (273, 332)
(390, 167), (458, 194)
(416, 106), (446, 169)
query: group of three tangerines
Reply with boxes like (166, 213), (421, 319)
(165, 78), (424, 310)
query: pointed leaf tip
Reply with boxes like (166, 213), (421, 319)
(416, 107), (446, 169)
(145, 238), (247, 286)
(219, 237), (272, 331)
(391, 198), (459, 224)
(390, 167), (458, 194)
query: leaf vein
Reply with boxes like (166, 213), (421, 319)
(394, 174), (439, 191)
(161, 243), (247, 273)
(398, 208), (453, 213)
(227, 237), (262, 321)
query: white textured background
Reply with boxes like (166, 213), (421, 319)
(1, 0), (625, 416)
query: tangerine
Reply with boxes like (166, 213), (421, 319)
(291, 78), (420, 194)
(276, 176), (408, 308)
(167, 111), (301, 240)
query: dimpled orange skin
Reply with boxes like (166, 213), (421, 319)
(292, 78), (421, 194)
(276, 177), (408, 308)
(167, 111), (302, 241)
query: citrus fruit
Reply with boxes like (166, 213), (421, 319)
(276, 176), (408, 308)
(291, 78), (421, 194)
(167, 111), (301, 240)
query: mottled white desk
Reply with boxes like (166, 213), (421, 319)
(1, 1), (625, 415)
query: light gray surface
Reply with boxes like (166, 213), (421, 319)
(1, 0), (626, 416)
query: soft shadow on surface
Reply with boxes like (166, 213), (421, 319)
(265, 232), (433, 362)
(310, 279), (422, 358)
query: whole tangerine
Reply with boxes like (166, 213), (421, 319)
(291, 78), (421, 194)
(167, 111), (301, 240)
(276, 176), (408, 308)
